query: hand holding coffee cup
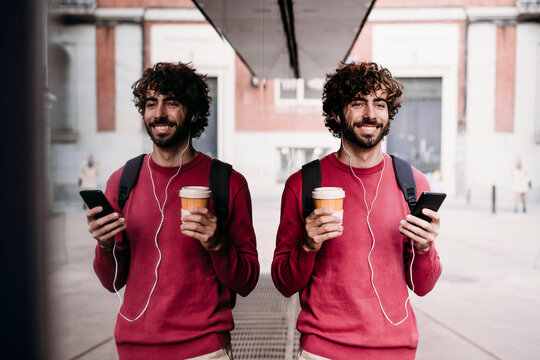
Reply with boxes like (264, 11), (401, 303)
(312, 187), (345, 223)
(179, 186), (221, 250)
(303, 187), (345, 252)
(179, 186), (211, 216)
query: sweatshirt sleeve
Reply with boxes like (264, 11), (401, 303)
(408, 243), (442, 296)
(92, 170), (130, 293)
(271, 180), (318, 297)
(209, 176), (259, 297)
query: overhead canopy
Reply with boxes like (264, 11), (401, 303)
(192, 0), (376, 79)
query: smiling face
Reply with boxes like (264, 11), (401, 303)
(340, 89), (390, 149)
(143, 90), (191, 148)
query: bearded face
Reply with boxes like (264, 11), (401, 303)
(340, 90), (390, 149)
(143, 91), (191, 148)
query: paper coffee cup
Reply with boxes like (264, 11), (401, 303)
(179, 186), (211, 217)
(312, 187), (345, 222)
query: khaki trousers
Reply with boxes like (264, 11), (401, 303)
(187, 344), (233, 360)
(297, 349), (331, 360)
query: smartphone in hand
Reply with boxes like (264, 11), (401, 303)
(79, 190), (115, 219)
(410, 192), (447, 223)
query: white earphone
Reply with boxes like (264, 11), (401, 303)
(111, 136), (191, 322)
(340, 130), (415, 326)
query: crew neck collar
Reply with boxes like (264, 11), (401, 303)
(328, 152), (388, 175)
(147, 151), (205, 174)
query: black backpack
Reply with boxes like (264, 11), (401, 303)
(300, 155), (417, 219)
(298, 155), (418, 293)
(116, 154), (236, 307)
(117, 154), (232, 227)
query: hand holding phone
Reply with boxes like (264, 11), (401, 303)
(409, 192), (447, 223)
(401, 192), (446, 253)
(81, 190), (126, 250)
(79, 190), (115, 219)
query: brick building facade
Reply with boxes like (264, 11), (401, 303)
(47, 0), (540, 208)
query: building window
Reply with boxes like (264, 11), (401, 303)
(275, 78), (324, 106)
(277, 147), (329, 182)
(279, 78), (298, 100)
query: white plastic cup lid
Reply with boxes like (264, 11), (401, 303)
(312, 187), (345, 199)
(179, 186), (212, 198)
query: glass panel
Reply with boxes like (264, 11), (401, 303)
(304, 78), (324, 100)
(279, 78), (298, 99)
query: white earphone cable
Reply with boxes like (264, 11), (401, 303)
(111, 137), (191, 322)
(341, 137), (414, 326)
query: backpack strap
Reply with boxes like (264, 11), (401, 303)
(209, 158), (236, 309)
(391, 155), (417, 267)
(115, 154), (145, 265)
(390, 155), (417, 212)
(301, 159), (322, 219)
(209, 159), (233, 229)
(118, 154), (146, 214)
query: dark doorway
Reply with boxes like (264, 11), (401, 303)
(193, 76), (218, 158)
(49, 44), (78, 142)
(387, 78), (442, 173)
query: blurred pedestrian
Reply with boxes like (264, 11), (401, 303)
(79, 154), (99, 208)
(512, 157), (531, 213)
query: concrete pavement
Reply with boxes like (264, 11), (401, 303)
(47, 199), (540, 359)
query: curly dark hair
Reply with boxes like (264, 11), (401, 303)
(322, 62), (403, 138)
(132, 62), (211, 139)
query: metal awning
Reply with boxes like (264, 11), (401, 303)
(193, 0), (376, 79)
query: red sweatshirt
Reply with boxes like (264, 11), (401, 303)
(272, 153), (442, 359)
(93, 153), (259, 359)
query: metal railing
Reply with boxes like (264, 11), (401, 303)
(231, 274), (300, 359)
(49, 0), (95, 8)
(517, 0), (540, 17)
(518, 0), (540, 7)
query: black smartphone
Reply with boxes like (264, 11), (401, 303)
(410, 192), (447, 223)
(79, 190), (115, 219)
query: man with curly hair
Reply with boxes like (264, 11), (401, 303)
(86, 62), (259, 359)
(272, 62), (442, 359)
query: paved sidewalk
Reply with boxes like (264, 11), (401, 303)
(47, 200), (540, 359)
